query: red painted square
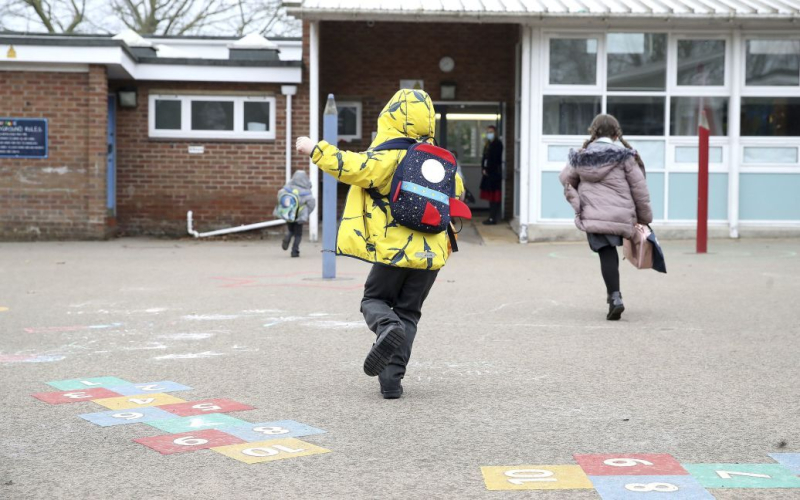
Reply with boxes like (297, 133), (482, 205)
(32, 388), (122, 405)
(574, 454), (688, 476)
(134, 429), (244, 455)
(158, 398), (254, 417)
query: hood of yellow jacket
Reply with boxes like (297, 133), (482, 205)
(369, 89), (436, 149)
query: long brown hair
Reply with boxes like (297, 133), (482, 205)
(582, 114), (645, 172)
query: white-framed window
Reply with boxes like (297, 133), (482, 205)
(337, 101), (362, 141)
(148, 94), (277, 140)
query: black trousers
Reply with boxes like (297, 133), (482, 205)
(598, 246), (620, 295)
(360, 264), (439, 389)
(489, 202), (501, 221)
(284, 222), (303, 253)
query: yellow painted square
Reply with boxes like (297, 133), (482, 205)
(92, 393), (186, 410)
(211, 438), (330, 464)
(481, 465), (594, 490)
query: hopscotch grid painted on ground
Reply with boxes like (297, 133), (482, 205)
(31, 377), (330, 464)
(482, 452), (800, 498)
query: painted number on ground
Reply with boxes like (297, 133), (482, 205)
(219, 420), (326, 442)
(481, 466), (593, 490)
(79, 407), (177, 427)
(211, 438), (331, 464)
(134, 429), (244, 455)
(590, 475), (714, 499)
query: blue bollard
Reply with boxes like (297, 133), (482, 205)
(322, 94), (338, 279)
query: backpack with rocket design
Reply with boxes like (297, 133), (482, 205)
(372, 138), (472, 234)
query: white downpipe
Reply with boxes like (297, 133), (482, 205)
(309, 21), (320, 242)
(187, 210), (285, 238)
(728, 30), (742, 239)
(282, 86), (297, 184)
(518, 25), (532, 244)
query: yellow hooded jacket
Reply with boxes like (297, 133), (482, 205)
(311, 89), (464, 271)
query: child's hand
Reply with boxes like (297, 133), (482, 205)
(296, 137), (315, 156)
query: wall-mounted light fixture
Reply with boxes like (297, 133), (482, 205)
(118, 88), (138, 108)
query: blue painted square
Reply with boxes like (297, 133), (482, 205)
(106, 381), (192, 396)
(79, 407), (176, 427)
(770, 453), (800, 474)
(218, 420), (326, 442)
(590, 475), (714, 499)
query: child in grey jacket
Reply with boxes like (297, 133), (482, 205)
(275, 171), (316, 258)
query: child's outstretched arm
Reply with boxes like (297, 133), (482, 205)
(296, 136), (391, 189)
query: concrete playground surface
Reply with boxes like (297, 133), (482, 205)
(1, 230), (799, 499)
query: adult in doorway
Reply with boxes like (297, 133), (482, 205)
(480, 125), (503, 225)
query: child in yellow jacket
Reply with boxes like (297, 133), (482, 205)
(296, 89), (463, 399)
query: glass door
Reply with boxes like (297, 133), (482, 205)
(434, 103), (503, 210)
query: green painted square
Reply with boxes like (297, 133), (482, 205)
(47, 377), (132, 391)
(684, 463), (800, 489)
(146, 414), (249, 434)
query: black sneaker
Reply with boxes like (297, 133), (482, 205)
(281, 238), (290, 251)
(381, 384), (403, 399)
(363, 326), (405, 377)
(291, 251), (299, 258)
(607, 291), (625, 321)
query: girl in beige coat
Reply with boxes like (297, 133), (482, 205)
(559, 115), (653, 320)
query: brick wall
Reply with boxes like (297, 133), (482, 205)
(318, 21), (519, 216)
(111, 76), (310, 237)
(0, 66), (108, 240)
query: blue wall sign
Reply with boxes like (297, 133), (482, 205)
(0, 118), (48, 159)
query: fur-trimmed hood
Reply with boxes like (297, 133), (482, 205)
(568, 142), (636, 183)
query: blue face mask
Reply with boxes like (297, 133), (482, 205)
(487, 132), (495, 141)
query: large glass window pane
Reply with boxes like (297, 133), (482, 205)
(626, 140), (665, 170)
(670, 97), (729, 136)
(549, 38), (598, 85)
(243, 101), (270, 132)
(154, 100), (181, 130)
(547, 145), (580, 162)
(677, 40), (726, 86)
(746, 40), (800, 86)
(743, 147), (798, 164)
(741, 97), (800, 136)
(191, 100), (234, 131)
(338, 105), (359, 136)
(607, 96), (665, 136)
(543, 96), (601, 135)
(607, 33), (667, 91)
(676, 146), (723, 163)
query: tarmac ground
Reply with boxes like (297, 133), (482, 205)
(1, 225), (799, 499)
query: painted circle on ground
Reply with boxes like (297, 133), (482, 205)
(421, 159), (445, 184)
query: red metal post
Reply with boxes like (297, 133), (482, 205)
(697, 110), (710, 254)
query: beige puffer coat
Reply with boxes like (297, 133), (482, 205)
(559, 141), (653, 239)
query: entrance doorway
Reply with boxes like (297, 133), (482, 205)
(434, 102), (505, 215)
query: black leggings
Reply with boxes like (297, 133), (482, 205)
(598, 246), (620, 295)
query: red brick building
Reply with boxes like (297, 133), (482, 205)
(1, 32), (305, 239)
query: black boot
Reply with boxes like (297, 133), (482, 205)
(363, 325), (405, 377)
(380, 383), (403, 399)
(607, 291), (625, 321)
(281, 237), (290, 251)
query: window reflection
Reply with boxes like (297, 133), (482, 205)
(607, 33), (667, 91)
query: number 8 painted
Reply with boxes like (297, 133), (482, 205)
(253, 426), (290, 435)
(625, 482), (679, 492)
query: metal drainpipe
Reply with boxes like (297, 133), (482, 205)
(282, 85), (298, 184)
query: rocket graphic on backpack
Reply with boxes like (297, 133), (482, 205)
(372, 138), (472, 234)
